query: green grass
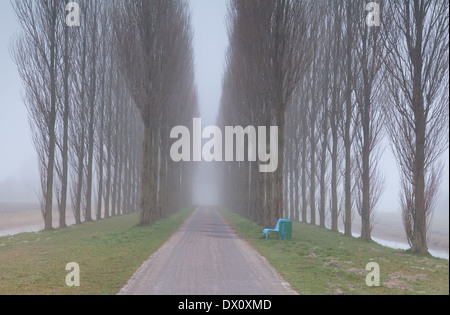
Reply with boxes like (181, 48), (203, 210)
(219, 209), (449, 295)
(0, 207), (194, 295)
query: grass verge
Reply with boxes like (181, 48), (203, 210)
(0, 207), (194, 295)
(219, 209), (449, 295)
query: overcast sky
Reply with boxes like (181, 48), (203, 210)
(0, 0), (38, 202)
(190, 0), (228, 205)
(0, 0), (448, 215)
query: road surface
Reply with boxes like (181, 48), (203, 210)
(118, 206), (297, 295)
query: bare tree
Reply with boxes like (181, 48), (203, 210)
(95, 8), (108, 220)
(83, 0), (101, 222)
(103, 53), (115, 219)
(352, 0), (386, 241)
(299, 83), (310, 223)
(382, 0), (449, 253)
(341, 0), (357, 237)
(328, 0), (346, 232)
(55, 0), (78, 228)
(307, 12), (321, 226)
(11, 0), (62, 230)
(69, 0), (91, 225)
(317, 0), (332, 229)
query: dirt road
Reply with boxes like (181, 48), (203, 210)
(118, 206), (297, 295)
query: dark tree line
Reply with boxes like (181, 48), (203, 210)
(218, 0), (313, 228)
(114, 0), (198, 226)
(219, 0), (448, 254)
(11, 0), (198, 229)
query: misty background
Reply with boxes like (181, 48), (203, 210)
(0, 1), (448, 241)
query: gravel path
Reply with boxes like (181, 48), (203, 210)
(118, 206), (297, 295)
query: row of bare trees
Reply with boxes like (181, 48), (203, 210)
(218, 0), (313, 228)
(12, 0), (198, 229)
(219, 0), (448, 253)
(282, 0), (387, 240)
(219, 1), (313, 225)
(115, 0), (198, 226)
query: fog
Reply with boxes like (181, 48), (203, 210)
(0, 158), (38, 203)
(0, 1), (448, 254)
(190, 0), (227, 206)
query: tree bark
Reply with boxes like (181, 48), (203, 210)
(343, 0), (353, 237)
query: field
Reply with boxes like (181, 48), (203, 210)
(0, 207), (194, 295)
(0, 203), (79, 236)
(0, 205), (448, 295)
(1, 202), (448, 255)
(353, 211), (449, 258)
(0, 202), (448, 295)
(220, 210), (449, 295)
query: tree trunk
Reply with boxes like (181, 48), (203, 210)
(85, 6), (98, 222)
(273, 110), (285, 226)
(60, 14), (70, 229)
(413, 118), (427, 253)
(360, 133), (371, 240)
(294, 156), (299, 222)
(360, 71), (372, 241)
(96, 72), (105, 220)
(44, 6), (58, 231)
(412, 36), (427, 253)
(289, 155), (294, 220)
(310, 129), (316, 226)
(330, 123), (338, 232)
(319, 134), (327, 229)
(343, 0), (353, 237)
(139, 126), (153, 226)
(301, 116), (308, 223)
(85, 104), (95, 222)
(44, 114), (56, 230)
(74, 148), (84, 224)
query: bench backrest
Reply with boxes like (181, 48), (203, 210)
(274, 219), (281, 230)
(275, 219), (291, 230)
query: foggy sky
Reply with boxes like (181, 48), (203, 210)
(0, 0), (38, 202)
(0, 1), (448, 216)
(190, 0), (228, 205)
